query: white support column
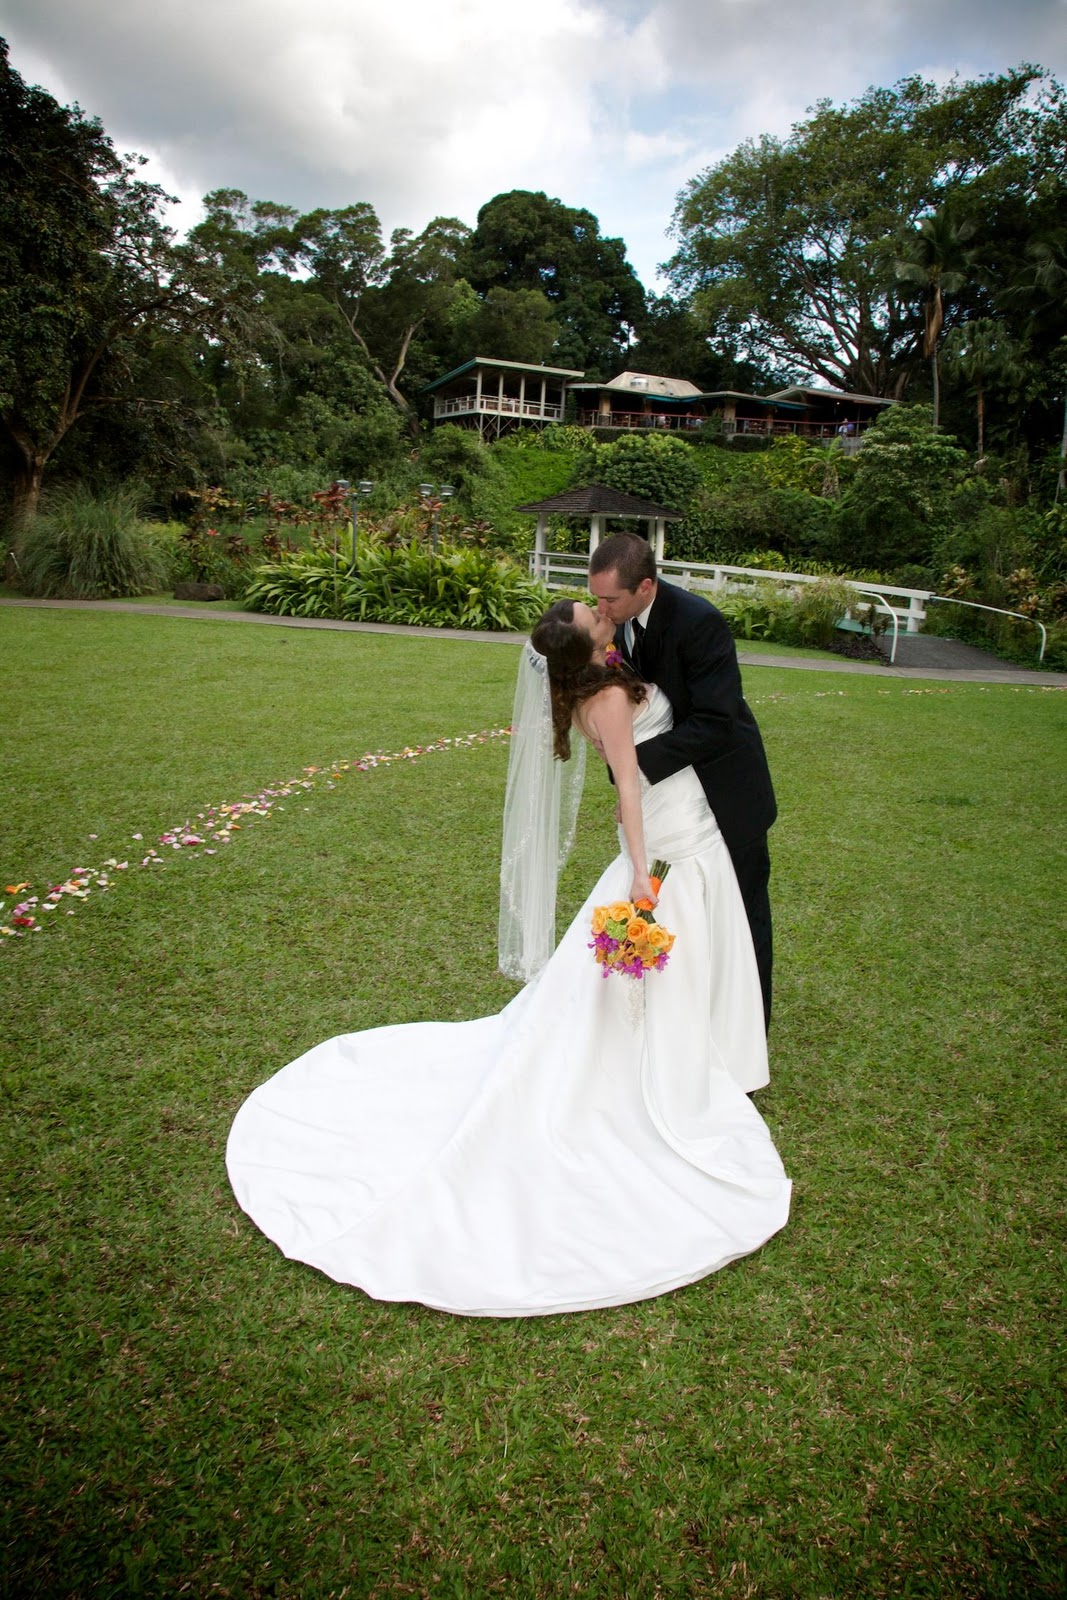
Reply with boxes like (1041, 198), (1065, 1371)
(589, 515), (602, 557)
(653, 518), (666, 562)
(541, 378), (547, 418)
(534, 515), (548, 580)
(519, 375), (526, 417)
(498, 372), (504, 411)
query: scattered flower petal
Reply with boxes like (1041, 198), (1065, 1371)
(1, 724), (513, 941)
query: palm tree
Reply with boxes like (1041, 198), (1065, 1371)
(895, 204), (977, 429)
(942, 319), (1029, 459)
(1000, 236), (1067, 498)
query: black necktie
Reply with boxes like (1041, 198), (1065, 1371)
(631, 618), (644, 672)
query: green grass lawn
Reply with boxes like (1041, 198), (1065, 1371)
(2, 611), (1064, 1598)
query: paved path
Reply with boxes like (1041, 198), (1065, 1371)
(4, 596), (1065, 688)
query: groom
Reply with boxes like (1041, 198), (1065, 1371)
(588, 532), (777, 1029)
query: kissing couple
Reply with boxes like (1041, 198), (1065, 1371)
(227, 532), (790, 1316)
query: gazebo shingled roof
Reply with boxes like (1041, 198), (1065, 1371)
(516, 484), (682, 577)
(516, 484), (682, 521)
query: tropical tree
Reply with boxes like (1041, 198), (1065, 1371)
(291, 209), (470, 430)
(668, 68), (1062, 399)
(630, 295), (775, 393)
(462, 190), (645, 375)
(894, 203), (978, 428)
(458, 286), (558, 364)
(997, 232), (1067, 493)
(0, 41), (242, 529)
(830, 404), (971, 570)
(942, 318), (1030, 457)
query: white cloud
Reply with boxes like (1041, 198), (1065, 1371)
(3, 0), (1065, 290)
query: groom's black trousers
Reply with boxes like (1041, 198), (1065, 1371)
(727, 833), (773, 1032)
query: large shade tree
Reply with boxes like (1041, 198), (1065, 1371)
(630, 295), (777, 393)
(0, 41), (246, 529)
(462, 190), (645, 376)
(668, 68), (1065, 400)
(281, 206), (471, 431)
(185, 193), (473, 439)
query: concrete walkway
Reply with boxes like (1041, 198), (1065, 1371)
(3, 596), (1065, 688)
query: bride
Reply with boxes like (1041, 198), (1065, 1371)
(226, 599), (791, 1317)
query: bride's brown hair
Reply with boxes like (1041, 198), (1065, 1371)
(530, 599), (646, 760)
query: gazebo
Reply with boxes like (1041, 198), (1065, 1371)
(516, 484), (683, 581)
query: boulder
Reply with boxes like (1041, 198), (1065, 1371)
(174, 581), (226, 602)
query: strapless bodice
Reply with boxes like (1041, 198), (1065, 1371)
(621, 684), (721, 862)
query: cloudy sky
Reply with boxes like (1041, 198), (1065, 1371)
(4, 0), (1066, 288)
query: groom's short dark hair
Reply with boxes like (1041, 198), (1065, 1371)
(589, 532), (656, 591)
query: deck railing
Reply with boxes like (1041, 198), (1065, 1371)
(722, 419), (873, 441)
(576, 410), (706, 432)
(434, 395), (563, 421)
(575, 410), (874, 441)
(926, 595), (1048, 661)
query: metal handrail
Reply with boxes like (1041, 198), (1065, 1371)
(927, 595), (1048, 661)
(850, 589), (901, 663)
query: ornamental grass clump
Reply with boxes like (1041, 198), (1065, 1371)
(16, 485), (169, 599)
(791, 576), (862, 648)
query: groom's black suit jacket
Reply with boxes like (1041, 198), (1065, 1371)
(620, 580), (776, 857)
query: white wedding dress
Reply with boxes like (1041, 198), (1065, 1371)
(227, 687), (791, 1316)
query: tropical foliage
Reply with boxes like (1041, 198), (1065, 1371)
(668, 69), (1067, 416)
(244, 540), (550, 631)
(462, 189), (646, 376)
(14, 485), (169, 598)
(2, 36), (1066, 666)
(574, 431), (704, 510)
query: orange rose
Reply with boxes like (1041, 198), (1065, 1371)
(591, 906), (609, 935)
(645, 923), (674, 952)
(608, 901), (634, 926)
(626, 917), (650, 943)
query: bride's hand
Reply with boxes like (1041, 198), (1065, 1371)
(630, 870), (657, 908)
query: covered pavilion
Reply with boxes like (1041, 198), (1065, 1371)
(515, 484), (683, 581)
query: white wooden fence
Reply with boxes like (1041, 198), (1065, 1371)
(529, 550), (930, 662)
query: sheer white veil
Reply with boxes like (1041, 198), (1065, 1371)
(498, 640), (586, 982)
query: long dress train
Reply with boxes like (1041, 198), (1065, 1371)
(226, 687), (791, 1316)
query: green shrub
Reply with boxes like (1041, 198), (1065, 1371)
(244, 541), (549, 631)
(791, 576), (862, 648)
(170, 525), (255, 598)
(671, 481), (830, 562)
(15, 485), (169, 599)
(574, 432), (703, 510)
(710, 576), (859, 649)
(711, 582), (799, 641)
(416, 425), (506, 504)
(829, 405), (971, 569)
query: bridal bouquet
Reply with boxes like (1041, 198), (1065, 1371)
(589, 859), (674, 979)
